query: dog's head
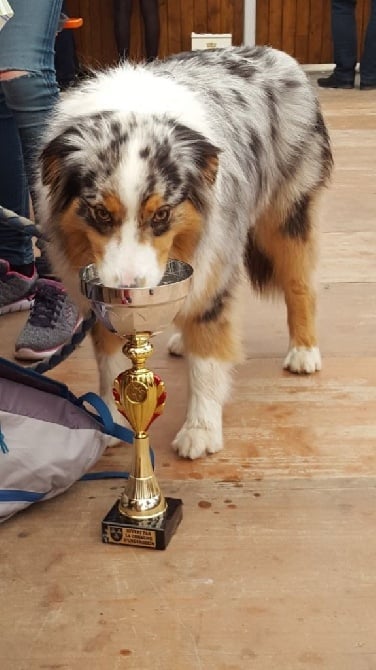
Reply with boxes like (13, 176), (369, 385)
(39, 111), (220, 287)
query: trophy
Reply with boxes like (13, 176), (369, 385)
(80, 259), (193, 550)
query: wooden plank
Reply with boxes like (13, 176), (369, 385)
(232, 0), (244, 45)
(321, 0), (334, 63)
(193, 0), (208, 34)
(281, 0), (297, 56)
(256, 0), (270, 45)
(180, 0), (194, 51)
(165, 0), (181, 56)
(357, 0), (369, 60)
(2, 480), (376, 669)
(308, 0), (325, 64)
(268, 0), (283, 51)
(207, 0), (222, 34)
(65, 0), (93, 67)
(294, 0), (310, 64)
(219, 0), (233, 39)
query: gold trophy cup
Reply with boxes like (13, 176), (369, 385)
(80, 259), (193, 549)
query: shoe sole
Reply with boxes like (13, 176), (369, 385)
(0, 296), (35, 316)
(14, 316), (83, 362)
(318, 83), (354, 89)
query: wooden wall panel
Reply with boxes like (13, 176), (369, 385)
(207, 0), (221, 34)
(308, 0), (325, 65)
(180, 0), (194, 52)
(269, 0), (283, 51)
(65, 0), (244, 68)
(281, 0), (296, 57)
(256, 0), (371, 64)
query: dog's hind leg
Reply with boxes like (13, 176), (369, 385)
(254, 192), (321, 374)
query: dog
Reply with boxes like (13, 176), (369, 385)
(36, 46), (333, 460)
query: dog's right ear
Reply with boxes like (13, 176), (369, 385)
(172, 123), (221, 186)
(40, 129), (80, 186)
(39, 128), (83, 211)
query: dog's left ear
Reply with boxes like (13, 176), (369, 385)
(173, 124), (221, 186)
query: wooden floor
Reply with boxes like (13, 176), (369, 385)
(1, 83), (376, 670)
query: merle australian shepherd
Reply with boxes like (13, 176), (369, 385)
(36, 46), (333, 460)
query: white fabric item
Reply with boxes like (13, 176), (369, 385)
(0, 359), (133, 522)
(0, 0), (14, 31)
(0, 409), (108, 521)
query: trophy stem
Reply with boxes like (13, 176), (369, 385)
(101, 329), (183, 548)
(112, 331), (168, 522)
(119, 432), (167, 519)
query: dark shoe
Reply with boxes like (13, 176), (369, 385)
(360, 81), (376, 90)
(317, 73), (354, 89)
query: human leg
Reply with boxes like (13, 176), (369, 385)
(0, 0), (63, 204)
(318, 0), (357, 88)
(0, 0), (81, 359)
(360, 0), (376, 87)
(0, 86), (33, 267)
(332, 0), (357, 81)
(140, 0), (160, 61)
(113, 0), (133, 60)
(0, 86), (37, 315)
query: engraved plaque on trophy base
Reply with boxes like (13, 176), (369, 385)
(102, 497), (183, 550)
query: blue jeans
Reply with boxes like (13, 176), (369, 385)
(332, 0), (376, 85)
(0, 0), (62, 266)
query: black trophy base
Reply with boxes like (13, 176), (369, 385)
(102, 497), (183, 550)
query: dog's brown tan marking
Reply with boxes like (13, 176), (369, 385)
(58, 199), (106, 269)
(58, 193), (127, 268)
(253, 192), (319, 349)
(174, 256), (243, 361)
(140, 194), (165, 224)
(139, 194), (174, 268)
(77, 191), (127, 235)
(170, 201), (203, 264)
(201, 155), (219, 186)
(92, 320), (122, 355)
(182, 308), (241, 361)
(139, 196), (204, 270)
(101, 192), (127, 228)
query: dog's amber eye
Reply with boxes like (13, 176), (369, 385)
(94, 205), (112, 224)
(152, 206), (171, 225)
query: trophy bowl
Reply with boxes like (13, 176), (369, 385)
(79, 258), (193, 337)
(79, 258), (193, 550)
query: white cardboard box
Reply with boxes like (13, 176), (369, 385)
(191, 32), (232, 51)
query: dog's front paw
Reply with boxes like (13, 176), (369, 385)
(172, 423), (223, 459)
(168, 332), (185, 357)
(283, 346), (322, 374)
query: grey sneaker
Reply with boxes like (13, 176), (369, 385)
(14, 278), (82, 361)
(0, 259), (37, 316)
